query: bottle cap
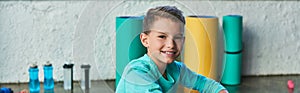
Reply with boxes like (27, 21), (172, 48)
(0, 87), (13, 93)
(63, 63), (74, 68)
(287, 80), (294, 89)
(44, 61), (52, 66)
(30, 63), (38, 68)
(81, 63), (91, 69)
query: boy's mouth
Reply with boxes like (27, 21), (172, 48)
(161, 51), (177, 57)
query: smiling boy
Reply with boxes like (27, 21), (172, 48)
(116, 6), (228, 93)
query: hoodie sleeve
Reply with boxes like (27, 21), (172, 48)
(178, 63), (226, 93)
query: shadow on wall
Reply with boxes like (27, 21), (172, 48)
(242, 24), (257, 76)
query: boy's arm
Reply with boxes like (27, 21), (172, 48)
(116, 64), (163, 93)
(179, 63), (226, 93)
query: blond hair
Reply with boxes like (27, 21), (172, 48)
(143, 6), (185, 34)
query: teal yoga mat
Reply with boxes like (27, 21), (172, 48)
(221, 53), (242, 85)
(116, 16), (146, 87)
(223, 15), (243, 52)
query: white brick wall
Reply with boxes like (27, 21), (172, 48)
(0, 1), (299, 83)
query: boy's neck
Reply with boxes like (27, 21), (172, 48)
(147, 53), (167, 76)
(155, 60), (168, 80)
(156, 61), (167, 75)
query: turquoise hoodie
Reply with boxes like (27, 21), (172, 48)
(116, 54), (225, 93)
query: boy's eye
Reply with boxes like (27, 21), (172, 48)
(174, 36), (184, 39)
(158, 35), (166, 39)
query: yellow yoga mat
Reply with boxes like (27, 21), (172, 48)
(184, 16), (219, 93)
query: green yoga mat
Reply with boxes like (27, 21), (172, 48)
(116, 16), (146, 87)
(221, 53), (242, 85)
(223, 15), (243, 52)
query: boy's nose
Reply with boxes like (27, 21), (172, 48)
(166, 39), (175, 49)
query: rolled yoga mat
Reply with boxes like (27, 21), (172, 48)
(184, 16), (219, 93)
(223, 15), (243, 52)
(221, 53), (242, 85)
(221, 15), (243, 85)
(116, 16), (146, 87)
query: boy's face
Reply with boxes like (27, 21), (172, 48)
(141, 17), (185, 64)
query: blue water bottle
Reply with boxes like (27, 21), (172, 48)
(44, 61), (54, 90)
(29, 64), (40, 93)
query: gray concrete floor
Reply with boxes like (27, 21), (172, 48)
(1, 75), (299, 93)
(0, 80), (115, 93)
(224, 75), (300, 93)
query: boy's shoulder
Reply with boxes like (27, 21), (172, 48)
(122, 54), (161, 82)
(127, 58), (151, 72)
(124, 54), (153, 74)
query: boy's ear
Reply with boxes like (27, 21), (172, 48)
(140, 33), (149, 48)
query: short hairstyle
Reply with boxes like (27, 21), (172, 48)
(143, 6), (185, 34)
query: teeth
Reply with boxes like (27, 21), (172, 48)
(165, 52), (174, 54)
